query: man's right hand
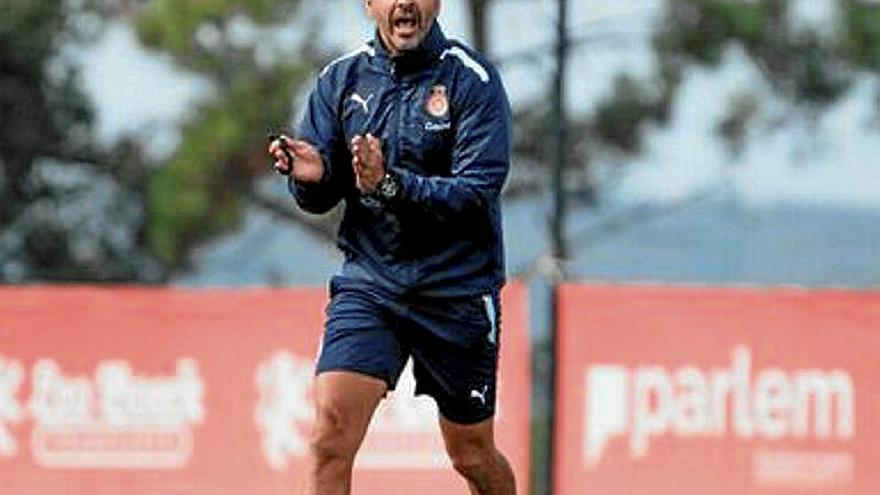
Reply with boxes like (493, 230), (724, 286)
(269, 135), (325, 183)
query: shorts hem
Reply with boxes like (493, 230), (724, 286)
(315, 364), (396, 391)
(437, 407), (496, 426)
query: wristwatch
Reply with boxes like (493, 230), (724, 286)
(375, 172), (400, 201)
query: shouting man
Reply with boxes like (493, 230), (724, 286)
(269, 1), (514, 493)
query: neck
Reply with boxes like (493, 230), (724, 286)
(378, 32), (403, 57)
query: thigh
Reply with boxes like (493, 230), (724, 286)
(407, 292), (501, 425)
(311, 371), (388, 449)
(317, 280), (409, 390)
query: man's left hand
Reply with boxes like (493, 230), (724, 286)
(351, 133), (384, 194)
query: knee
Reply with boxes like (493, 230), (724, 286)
(309, 404), (358, 466)
(446, 436), (496, 479)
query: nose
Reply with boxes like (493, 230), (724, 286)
(395, 0), (417, 16)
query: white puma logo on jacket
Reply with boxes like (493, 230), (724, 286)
(349, 92), (373, 113)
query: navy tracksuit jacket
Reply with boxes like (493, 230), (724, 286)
(289, 22), (512, 298)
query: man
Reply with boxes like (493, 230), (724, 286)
(268, 1), (514, 493)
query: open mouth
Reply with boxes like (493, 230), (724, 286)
(391, 11), (420, 36)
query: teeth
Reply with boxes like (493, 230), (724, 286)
(392, 10), (417, 28)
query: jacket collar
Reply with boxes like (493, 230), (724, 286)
(371, 21), (449, 73)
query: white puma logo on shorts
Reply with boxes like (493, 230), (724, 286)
(470, 384), (489, 406)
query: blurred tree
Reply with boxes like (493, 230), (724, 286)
(657, 0), (852, 105)
(840, 0), (880, 70)
(0, 0), (322, 281)
(646, 0), (854, 152)
(0, 0), (159, 281)
(131, 0), (318, 268)
(657, 0), (779, 66)
(592, 75), (670, 154)
(511, 0), (869, 204)
(0, 0), (92, 224)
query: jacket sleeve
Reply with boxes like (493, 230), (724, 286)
(391, 74), (511, 220)
(287, 72), (352, 214)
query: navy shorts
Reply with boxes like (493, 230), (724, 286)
(316, 276), (501, 424)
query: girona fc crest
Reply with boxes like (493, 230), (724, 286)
(425, 84), (449, 118)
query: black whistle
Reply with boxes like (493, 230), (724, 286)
(268, 133), (294, 176)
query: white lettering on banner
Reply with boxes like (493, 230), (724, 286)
(98, 360), (204, 427)
(753, 449), (854, 488)
(0, 355), (24, 457)
(584, 347), (855, 468)
(28, 359), (204, 469)
(254, 351), (450, 471)
(254, 351), (315, 470)
(30, 360), (93, 427)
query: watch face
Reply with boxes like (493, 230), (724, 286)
(379, 174), (398, 199)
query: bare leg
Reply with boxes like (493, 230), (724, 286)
(439, 417), (516, 495)
(301, 371), (387, 495)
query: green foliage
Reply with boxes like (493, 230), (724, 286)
(593, 75), (668, 154)
(658, 0), (779, 65)
(613, 0), (848, 156)
(0, 0), (97, 220)
(0, 1), (502, 278)
(840, 0), (880, 70)
(136, 0), (293, 63)
(657, 0), (850, 106)
(147, 64), (311, 265)
(783, 33), (849, 104)
(0, 0), (58, 70)
(129, 0), (315, 267)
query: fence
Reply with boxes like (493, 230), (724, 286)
(2, 284), (878, 494)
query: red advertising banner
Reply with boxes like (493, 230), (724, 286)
(0, 284), (530, 495)
(555, 284), (880, 495)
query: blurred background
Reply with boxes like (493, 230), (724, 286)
(3, 0), (879, 288)
(3, 2), (880, 494)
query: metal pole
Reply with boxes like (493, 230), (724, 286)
(544, 0), (567, 494)
(551, 0), (568, 263)
(468, 0), (491, 55)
